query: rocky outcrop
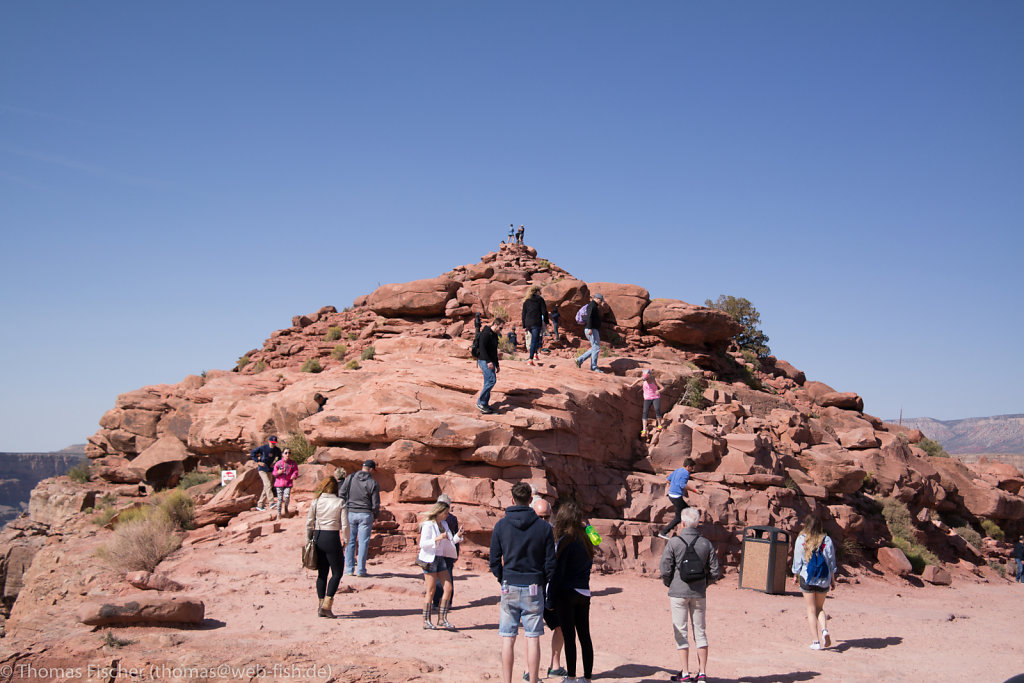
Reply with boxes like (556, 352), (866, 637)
(75, 594), (205, 626)
(0, 450), (84, 528)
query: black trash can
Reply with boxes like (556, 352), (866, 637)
(739, 525), (790, 594)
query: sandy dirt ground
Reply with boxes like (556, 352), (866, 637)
(6, 508), (1023, 683)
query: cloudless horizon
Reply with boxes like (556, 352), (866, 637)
(2, 2), (1022, 452)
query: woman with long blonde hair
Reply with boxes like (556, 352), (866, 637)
(306, 475), (346, 618)
(418, 499), (461, 629)
(791, 514), (838, 649)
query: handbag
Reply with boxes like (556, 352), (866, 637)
(302, 499), (319, 570)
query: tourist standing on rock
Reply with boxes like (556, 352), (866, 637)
(517, 224), (525, 244)
(551, 500), (596, 683)
(549, 307), (560, 342)
(271, 448), (298, 520)
(1013, 535), (1024, 583)
(630, 369), (664, 438)
(340, 459), (381, 577)
(574, 293), (605, 372)
(791, 514), (838, 650)
(432, 494), (461, 611)
(658, 459), (701, 540)
(476, 317), (504, 415)
(509, 224), (516, 243)
(490, 482), (556, 683)
(249, 435), (281, 512)
(419, 498), (462, 629)
(306, 475), (346, 618)
(521, 286), (550, 366)
(659, 507), (721, 683)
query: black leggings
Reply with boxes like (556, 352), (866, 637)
(556, 591), (593, 680)
(314, 530), (344, 599)
(660, 495), (689, 536)
(642, 397), (662, 422)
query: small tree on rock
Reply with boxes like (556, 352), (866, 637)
(705, 295), (771, 358)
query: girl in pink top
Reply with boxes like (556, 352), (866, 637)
(629, 369), (664, 437)
(272, 449), (299, 519)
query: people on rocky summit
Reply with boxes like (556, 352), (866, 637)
(525, 497), (567, 681)
(476, 317), (505, 415)
(1014, 535), (1024, 583)
(629, 368), (664, 437)
(791, 513), (838, 650)
(549, 307), (560, 342)
(490, 482), (556, 683)
(271, 448), (298, 520)
(418, 497), (461, 630)
(340, 459), (381, 577)
(521, 286), (550, 366)
(249, 435), (281, 512)
(517, 224), (525, 244)
(509, 224), (516, 243)
(550, 499), (596, 683)
(306, 475), (346, 618)
(658, 459), (701, 540)
(432, 494), (461, 611)
(659, 507), (722, 683)
(574, 293), (605, 372)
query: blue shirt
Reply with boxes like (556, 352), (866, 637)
(667, 468), (690, 497)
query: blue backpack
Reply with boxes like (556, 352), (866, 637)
(805, 539), (830, 583)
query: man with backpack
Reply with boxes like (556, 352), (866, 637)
(574, 293), (604, 372)
(249, 435), (282, 512)
(659, 507), (721, 683)
(473, 317), (505, 414)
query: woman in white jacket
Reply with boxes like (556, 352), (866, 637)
(419, 500), (461, 630)
(306, 476), (346, 619)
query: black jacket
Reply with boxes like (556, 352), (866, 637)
(489, 505), (556, 586)
(551, 534), (593, 599)
(584, 301), (603, 330)
(250, 444), (281, 472)
(477, 326), (500, 369)
(340, 470), (380, 516)
(521, 294), (549, 329)
(1013, 541), (1024, 560)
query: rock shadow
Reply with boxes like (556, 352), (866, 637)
(712, 673), (820, 683)
(464, 595), (500, 608)
(589, 586), (623, 597)
(831, 636), (902, 652)
(191, 619), (228, 630)
(347, 607), (420, 619)
(599, 665), (820, 682)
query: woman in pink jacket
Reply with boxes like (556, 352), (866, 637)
(272, 449), (299, 520)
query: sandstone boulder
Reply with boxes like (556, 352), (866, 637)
(921, 565), (952, 585)
(877, 546), (913, 576)
(586, 282), (650, 329)
(75, 594), (205, 626)
(819, 391), (865, 412)
(117, 436), (197, 488)
(642, 300), (741, 347)
(367, 276), (461, 317)
(125, 571), (185, 592)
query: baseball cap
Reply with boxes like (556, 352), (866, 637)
(268, 436), (278, 443)
(363, 459), (377, 469)
(437, 494), (452, 505)
(593, 293), (604, 301)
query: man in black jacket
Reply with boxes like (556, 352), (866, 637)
(1013, 535), (1024, 583)
(490, 482), (556, 683)
(249, 435), (281, 511)
(476, 317), (504, 414)
(574, 293), (605, 372)
(340, 459), (380, 577)
(521, 287), (550, 366)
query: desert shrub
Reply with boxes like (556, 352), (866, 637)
(861, 472), (877, 492)
(681, 376), (707, 409)
(155, 489), (195, 529)
(92, 506), (118, 527)
(115, 505), (152, 527)
(536, 259), (551, 270)
(499, 335), (515, 354)
(989, 560), (1007, 578)
(783, 478), (798, 491)
(285, 432), (315, 465)
(347, 332), (357, 340)
(839, 536), (863, 562)
(103, 631), (134, 648)
(740, 349), (759, 366)
(301, 358), (323, 373)
(981, 518), (1005, 541)
(324, 326), (342, 341)
(345, 359), (360, 370)
(917, 437), (950, 458)
(98, 493), (118, 507)
(491, 304), (509, 320)
(253, 360), (267, 373)
(881, 496), (936, 572)
(66, 460), (91, 483)
(200, 370), (208, 379)
(178, 471), (217, 490)
(331, 344), (348, 360)
(96, 514), (182, 573)
(236, 354), (251, 371)
(360, 346), (376, 361)
(704, 295), (771, 357)
(891, 536), (936, 574)
(955, 525), (983, 548)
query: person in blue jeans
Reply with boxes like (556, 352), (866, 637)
(490, 482), (556, 683)
(658, 459), (701, 540)
(574, 293), (604, 371)
(521, 286), (549, 366)
(1013, 536), (1024, 583)
(476, 318), (504, 415)
(339, 460), (380, 577)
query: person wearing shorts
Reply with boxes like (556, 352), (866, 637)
(490, 482), (556, 683)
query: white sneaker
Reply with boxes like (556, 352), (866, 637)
(810, 641), (822, 650)
(821, 628), (831, 648)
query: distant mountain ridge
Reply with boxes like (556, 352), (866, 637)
(0, 446), (85, 528)
(894, 414), (1024, 455)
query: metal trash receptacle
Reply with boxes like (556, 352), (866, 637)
(739, 526), (790, 594)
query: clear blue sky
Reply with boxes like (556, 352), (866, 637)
(2, 2), (1021, 452)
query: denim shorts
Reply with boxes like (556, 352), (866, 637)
(498, 583), (544, 637)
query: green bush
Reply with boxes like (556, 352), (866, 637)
(839, 536), (863, 562)
(97, 514), (182, 572)
(115, 505), (152, 527)
(360, 346), (376, 361)
(331, 344), (348, 360)
(301, 358), (323, 373)
(345, 359), (360, 370)
(704, 295), (771, 357)
(92, 506), (118, 527)
(536, 259), (551, 270)
(862, 472), (877, 492)
(981, 518), (1005, 541)
(285, 432), (315, 465)
(103, 631), (134, 648)
(989, 560), (1007, 578)
(98, 493), (118, 507)
(891, 536), (937, 574)
(324, 326), (342, 341)
(155, 489), (195, 530)
(253, 360), (267, 373)
(681, 376), (707, 409)
(917, 437), (950, 458)
(955, 525), (983, 548)
(881, 496), (936, 573)
(499, 335), (515, 354)
(740, 349), (759, 366)
(178, 471), (217, 490)
(236, 354), (251, 371)
(66, 460), (91, 483)
(347, 332), (357, 341)
(491, 304), (509, 321)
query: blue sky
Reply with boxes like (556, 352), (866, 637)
(2, 2), (1021, 452)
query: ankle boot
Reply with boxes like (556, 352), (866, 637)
(318, 596), (336, 618)
(423, 604), (437, 629)
(438, 600), (454, 630)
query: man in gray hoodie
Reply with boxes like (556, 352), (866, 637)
(340, 460), (380, 577)
(659, 507), (721, 683)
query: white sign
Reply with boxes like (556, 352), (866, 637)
(221, 469), (237, 487)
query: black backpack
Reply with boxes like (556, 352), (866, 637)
(470, 331), (482, 359)
(678, 536), (707, 583)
